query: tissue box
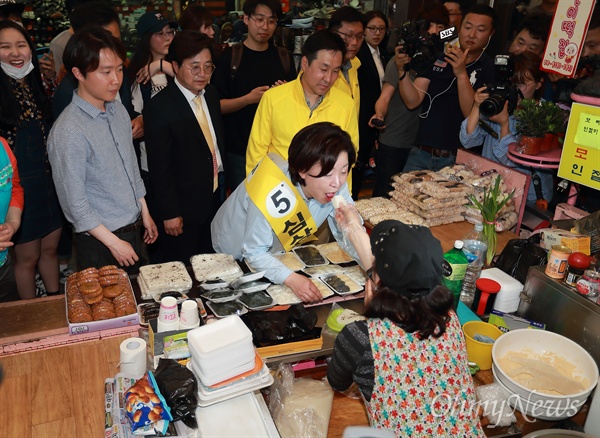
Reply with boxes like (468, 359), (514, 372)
(148, 319), (192, 368)
(541, 228), (591, 254)
(488, 310), (545, 333)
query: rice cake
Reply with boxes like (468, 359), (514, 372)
(190, 253), (243, 282)
(317, 242), (354, 264)
(266, 284), (301, 305)
(138, 261), (192, 298)
(344, 265), (367, 286)
(419, 180), (474, 199)
(273, 252), (305, 271)
(311, 278), (334, 299)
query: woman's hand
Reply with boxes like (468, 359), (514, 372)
(473, 86), (489, 108)
(489, 100), (510, 125)
(0, 222), (17, 249)
(284, 272), (323, 304)
(38, 51), (56, 80)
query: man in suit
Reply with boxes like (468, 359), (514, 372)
(354, 10), (387, 199)
(144, 31), (226, 263)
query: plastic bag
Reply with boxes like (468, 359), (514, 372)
(476, 383), (517, 427)
(153, 358), (198, 429)
(268, 363), (334, 438)
(124, 371), (173, 434)
(494, 234), (547, 283)
(241, 304), (320, 347)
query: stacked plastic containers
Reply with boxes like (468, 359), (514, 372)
(187, 315), (273, 406)
(479, 268), (524, 313)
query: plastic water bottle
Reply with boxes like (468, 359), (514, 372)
(442, 240), (468, 308)
(460, 224), (488, 309)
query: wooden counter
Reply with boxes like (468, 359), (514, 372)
(0, 224), (521, 436)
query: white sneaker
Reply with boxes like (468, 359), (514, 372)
(59, 266), (74, 284)
(35, 273), (47, 298)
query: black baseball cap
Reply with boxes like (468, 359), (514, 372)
(136, 11), (178, 37)
(370, 220), (443, 297)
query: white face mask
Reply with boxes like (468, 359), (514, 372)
(1, 57), (34, 80)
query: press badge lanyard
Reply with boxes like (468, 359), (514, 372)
(246, 155), (318, 251)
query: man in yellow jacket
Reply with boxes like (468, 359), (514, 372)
(245, 30), (359, 186)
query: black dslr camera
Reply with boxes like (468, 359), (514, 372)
(480, 55), (520, 117)
(396, 20), (442, 75)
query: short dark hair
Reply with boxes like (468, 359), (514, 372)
(70, 0), (119, 31)
(328, 6), (364, 32)
(168, 30), (214, 66)
(64, 26), (126, 76)
(363, 10), (387, 28)
(416, 3), (450, 28)
(242, 0), (282, 19)
(515, 13), (551, 42)
(442, 0), (470, 15)
(65, 0), (96, 17)
(464, 4), (497, 30)
(288, 122), (356, 186)
(301, 30), (346, 64)
(179, 4), (213, 31)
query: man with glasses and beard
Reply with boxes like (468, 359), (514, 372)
(144, 31), (226, 263)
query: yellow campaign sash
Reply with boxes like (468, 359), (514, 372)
(246, 155), (318, 251)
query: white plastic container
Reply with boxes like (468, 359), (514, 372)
(480, 267), (523, 313)
(187, 315), (252, 358)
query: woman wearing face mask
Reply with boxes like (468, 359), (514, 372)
(459, 51), (554, 203)
(0, 20), (63, 299)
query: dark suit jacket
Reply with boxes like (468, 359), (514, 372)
(143, 82), (226, 225)
(357, 43), (386, 161)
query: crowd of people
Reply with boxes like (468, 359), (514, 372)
(0, 0), (598, 303)
(1, 0), (598, 434)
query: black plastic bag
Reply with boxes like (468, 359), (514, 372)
(241, 304), (321, 347)
(494, 234), (547, 284)
(154, 358), (198, 429)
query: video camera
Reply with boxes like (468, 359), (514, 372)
(395, 20), (443, 75)
(480, 54), (521, 118)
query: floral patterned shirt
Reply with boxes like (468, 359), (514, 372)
(328, 312), (484, 437)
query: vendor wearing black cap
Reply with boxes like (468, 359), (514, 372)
(327, 214), (484, 435)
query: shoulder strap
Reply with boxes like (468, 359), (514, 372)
(230, 43), (244, 80)
(276, 45), (290, 76)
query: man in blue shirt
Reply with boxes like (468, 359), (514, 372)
(48, 28), (157, 272)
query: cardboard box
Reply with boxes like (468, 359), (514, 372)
(148, 319), (192, 368)
(540, 228), (591, 255)
(66, 278), (139, 335)
(488, 310), (545, 333)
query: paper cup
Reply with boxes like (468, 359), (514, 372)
(159, 296), (179, 324)
(157, 318), (180, 333)
(180, 299), (199, 327)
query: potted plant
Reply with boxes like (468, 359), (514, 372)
(514, 99), (546, 155)
(540, 101), (569, 152)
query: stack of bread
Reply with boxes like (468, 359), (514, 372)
(354, 197), (425, 226)
(388, 169), (471, 227)
(385, 166), (518, 230)
(66, 266), (137, 323)
(137, 261), (193, 300)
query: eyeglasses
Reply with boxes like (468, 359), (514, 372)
(154, 29), (176, 39)
(185, 63), (215, 76)
(335, 29), (365, 43)
(249, 14), (277, 27)
(366, 26), (386, 34)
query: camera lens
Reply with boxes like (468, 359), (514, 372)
(480, 92), (508, 117)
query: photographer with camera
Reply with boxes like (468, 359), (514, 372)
(459, 51), (554, 204)
(398, 4), (496, 172)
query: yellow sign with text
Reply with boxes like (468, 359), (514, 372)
(558, 103), (600, 190)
